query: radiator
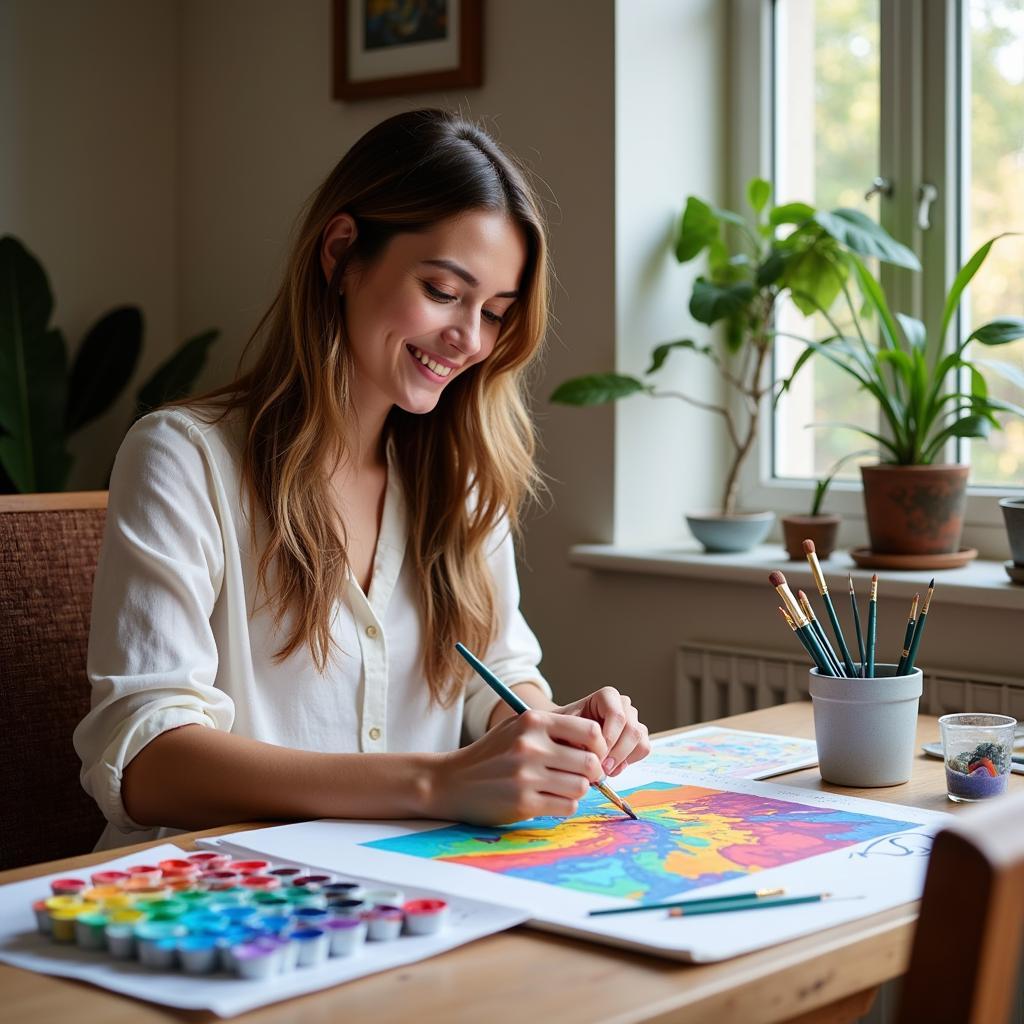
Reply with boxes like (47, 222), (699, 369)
(676, 641), (1024, 725)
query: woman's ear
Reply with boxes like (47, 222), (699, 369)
(320, 213), (359, 289)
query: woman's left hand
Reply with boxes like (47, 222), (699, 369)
(555, 687), (651, 777)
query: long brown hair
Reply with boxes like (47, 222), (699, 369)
(176, 108), (550, 703)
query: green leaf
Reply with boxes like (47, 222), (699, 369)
(942, 234), (1018, 346)
(689, 278), (754, 326)
(783, 244), (846, 317)
(974, 357), (1024, 392)
(896, 313), (926, 353)
(135, 329), (219, 419)
(922, 413), (992, 463)
(65, 306), (143, 434)
(747, 178), (771, 214)
(756, 250), (789, 287)
(550, 373), (649, 405)
(813, 208), (921, 269)
(770, 202), (815, 227)
(848, 253), (899, 350)
(724, 312), (746, 354)
(809, 420), (902, 461)
(0, 237), (73, 492)
(675, 197), (719, 264)
(967, 317), (1024, 347)
(646, 339), (714, 375)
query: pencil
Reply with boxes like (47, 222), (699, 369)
(668, 892), (833, 918)
(849, 575), (866, 675)
(797, 590), (845, 677)
(803, 540), (857, 676)
(589, 887), (785, 917)
(905, 578), (935, 673)
(866, 574), (878, 678)
(895, 593), (920, 676)
(454, 642), (638, 820)
(769, 571), (835, 675)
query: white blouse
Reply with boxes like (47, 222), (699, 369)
(73, 406), (551, 850)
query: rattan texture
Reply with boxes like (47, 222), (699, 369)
(0, 502), (107, 869)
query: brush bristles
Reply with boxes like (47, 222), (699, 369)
(768, 571), (786, 587)
(803, 539), (816, 554)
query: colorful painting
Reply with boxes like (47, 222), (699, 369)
(649, 728), (819, 779)
(365, 782), (918, 903)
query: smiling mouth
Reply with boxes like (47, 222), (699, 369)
(408, 345), (454, 379)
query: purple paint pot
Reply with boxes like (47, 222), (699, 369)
(363, 905), (404, 942)
(233, 939), (280, 980)
(325, 917), (368, 956)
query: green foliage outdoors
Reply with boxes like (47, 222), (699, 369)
(0, 235), (219, 493)
(551, 178), (917, 516)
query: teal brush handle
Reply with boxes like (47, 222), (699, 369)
(895, 616), (916, 675)
(822, 592), (856, 676)
(866, 601), (877, 677)
(905, 611), (928, 672)
(799, 624), (836, 676)
(456, 642), (530, 712)
(809, 618), (844, 676)
(850, 590), (866, 671)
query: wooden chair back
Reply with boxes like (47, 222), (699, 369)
(898, 787), (1024, 1023)
(0, 492), (108, 869)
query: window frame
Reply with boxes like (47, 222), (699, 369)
(729, 0), (1016, 556)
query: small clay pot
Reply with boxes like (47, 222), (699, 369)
(861, 464), (968, 555)
(999, 498), (1024, 567)
(781, 513), (840, 561)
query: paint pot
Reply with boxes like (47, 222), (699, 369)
(325, 917), (367, 956)
(50, 878), (87, 897)
(363, 905), (403, 942)
(362, 887), (404, 908)
(267, 866), (303, 881)
(256, 913), (292, 936)
(49, 908), (83, 943)
(124, 864), (163, 884)
(100, 893), (137, 914)
(163, 876), (196, 892)
(142, 936), (179, 970)
(227, 860), (270, 877)
(177, 890), (214, 910)
(217, 925), (259, 971)
(44, 895), (83, 914)
(291, 906), (329, 927)
(251, 892), (289, 909)
(291, 927), (329, 967)
(90, 870), (130, 887)
(218, 905), (262, 929)
(200, 870), (241, 890)
(322, 881), (365, 900)
(135, 920), (187, 967)
(291, 873), (333, 891)
(186, 852), (231, 871)
(283, 887), (326, 909)
(33, 899), (52, 935)
(158, 858), (199, 878)
(144, 898), (189, 920)
(402, 899), (449, 936)
(179, 910), (229, 936)
(241, 874), (281, 892)
(123, 879), (170, 898)
(83, 885), (124, 905)
(233, 939), (280, 980)
(327, 898), (368, 920)
(105, 909), (146, 959)
(178, 934), (220, 974)
(74, 911), (109, 950)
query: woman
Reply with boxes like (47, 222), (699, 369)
(74, 108), (650, 850)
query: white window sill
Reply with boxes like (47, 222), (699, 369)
(569, 543), (1024, 611)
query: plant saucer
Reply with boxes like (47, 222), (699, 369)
(849, 547), (978, 570)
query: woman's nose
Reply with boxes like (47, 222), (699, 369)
(441, 314), (481, 357)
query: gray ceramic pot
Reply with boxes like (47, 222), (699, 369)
(809, 664), (922, 787)
(685, 511), (774, 553)
(999, 498), (1024, 566)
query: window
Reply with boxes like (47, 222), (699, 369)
(736, 0), (1024, 530)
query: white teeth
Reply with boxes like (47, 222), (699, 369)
(411, 347), (452, 377)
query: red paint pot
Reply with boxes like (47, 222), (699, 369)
(90, 870), (130, 887)
(186, 852), (230, 871)
(50, 878), (87, 896)
(241, 875), (281, 891)
(228, 860), (270, 876)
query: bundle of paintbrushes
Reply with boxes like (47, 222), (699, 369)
(770, 541), (935, 679)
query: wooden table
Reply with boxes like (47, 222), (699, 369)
(2, 702), (1013, 1024)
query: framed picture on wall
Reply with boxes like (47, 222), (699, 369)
(333, 0), (483, 101)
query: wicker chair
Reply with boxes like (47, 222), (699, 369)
(0, 492), (108, 869)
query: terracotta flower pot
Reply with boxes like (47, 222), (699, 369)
(860, 464), (968, 555)
(781, 513), (841, 561)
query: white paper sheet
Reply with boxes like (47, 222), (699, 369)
(202, 766), (950, 963)
(650, 726), (819, 778)
(0, 842), (527, 1017)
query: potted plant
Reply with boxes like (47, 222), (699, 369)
(1000, 497), (1024, 582)
(0, 235), (219, 493)
(550, 179), (918, 552)
(792, 235), (1024, 560)
(780, 468), (843, 562)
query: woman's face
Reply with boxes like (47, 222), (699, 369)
(336, 210), (527, 419)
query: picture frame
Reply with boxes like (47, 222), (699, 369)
(333, 0), (483, 101)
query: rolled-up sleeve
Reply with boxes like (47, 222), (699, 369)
(73, 411), (235, 831)
(461, 522), (552, 742)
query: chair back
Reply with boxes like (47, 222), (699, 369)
(897, 787), (1024, 1023)
(0, 492), (108, 869)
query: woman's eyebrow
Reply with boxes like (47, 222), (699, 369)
(420, 259), (518, 298)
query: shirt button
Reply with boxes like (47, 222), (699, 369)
(366, 625), (378, 639)
(368, 726), (382, 741)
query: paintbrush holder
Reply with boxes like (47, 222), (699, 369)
(809, 664), (923, 787)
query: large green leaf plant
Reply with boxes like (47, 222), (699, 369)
(0, 235), (219, 493)
(779, 234), (1024, 465)
(550, 179), (920, 516)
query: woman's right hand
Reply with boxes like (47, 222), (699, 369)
(430, 710), (608, 825)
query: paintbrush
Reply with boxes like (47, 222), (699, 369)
(797, 590), (845, 677)
(895, 593), (920, 676)
(803, 540), (856, 676)
(778, 606), (822, 667)
(905, 578), (935, 673)
(866, 574), (878, 677)
(849, 574), (866, 675)
(768, 571), (835, 675)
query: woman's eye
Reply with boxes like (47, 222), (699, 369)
(482, 309), (504, 326)
(422, 281), (456, 302)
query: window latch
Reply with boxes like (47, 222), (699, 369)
(917, 183), (939, 230)
(864, 176), (893, 200)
